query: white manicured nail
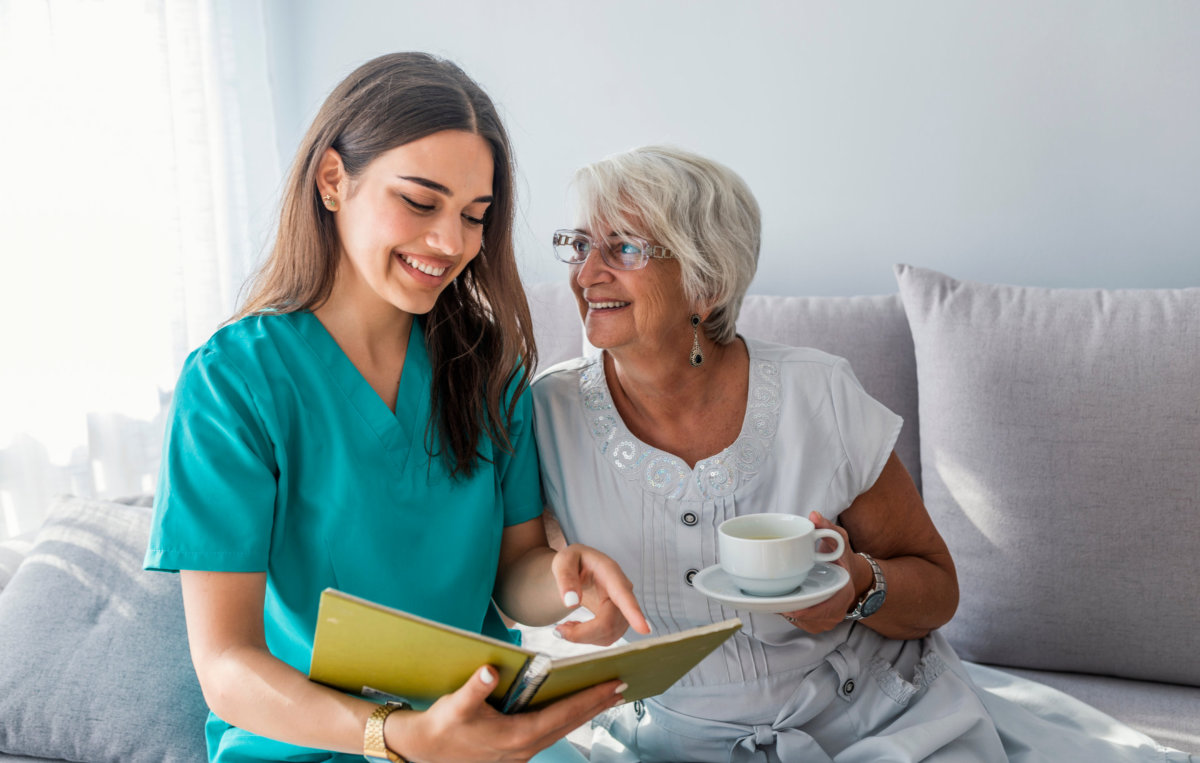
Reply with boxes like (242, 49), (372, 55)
(479, 668), (495, 685)
(563, 591), (580, 608)
(614, 682), (628, 695)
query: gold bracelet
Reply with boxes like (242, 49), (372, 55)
(363, 701), (410, 762)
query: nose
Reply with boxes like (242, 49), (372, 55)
(573, 247), (612, 288)
(425, 212), (464, 256)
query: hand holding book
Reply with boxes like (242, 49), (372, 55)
(381, 662), (627, 762)
(309, 589), (740, 712)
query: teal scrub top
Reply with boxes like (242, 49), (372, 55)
(145, 311), (543, 762)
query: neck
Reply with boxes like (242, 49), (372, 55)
(314, 271), (414, 365)
(604, 337), (736, 426)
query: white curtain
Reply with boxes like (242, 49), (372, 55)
(0, 0), (281, 539)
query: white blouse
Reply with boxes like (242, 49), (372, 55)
(532, 338), (901, 722)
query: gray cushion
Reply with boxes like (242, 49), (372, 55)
(0, 495), (207, 762)
(896, 264), (1200, 686)
(527, 281), (586, 374)
(0, 534), (34, 593)
(994, 666), (1200, 756)
(738, 294), (922, 492)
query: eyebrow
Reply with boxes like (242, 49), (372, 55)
(399, 175), (493, 204)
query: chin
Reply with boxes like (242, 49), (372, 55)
(386, 283), (449, 316)
(404, 297), (442, 315)
(583, 331), (622, 352)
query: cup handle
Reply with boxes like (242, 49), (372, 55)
(813, 529), (845, 563)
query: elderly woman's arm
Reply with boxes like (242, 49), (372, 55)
(780, 452), (958, 640)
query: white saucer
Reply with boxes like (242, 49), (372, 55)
(692, 562), (851, 614)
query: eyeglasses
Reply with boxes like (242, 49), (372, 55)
(552, 229), (674, 271)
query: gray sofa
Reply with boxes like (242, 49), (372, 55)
(1, 264), (1196, 761)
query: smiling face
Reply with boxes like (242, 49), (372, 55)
(569, 222), (694, 360)
(322, 129), (494, 316)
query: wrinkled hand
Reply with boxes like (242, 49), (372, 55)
(776, 512), (856, 634)
(551, 544), (650, 645)
(392, 665), (626, 762)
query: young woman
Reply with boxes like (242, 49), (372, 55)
(145, 53), (646, 763)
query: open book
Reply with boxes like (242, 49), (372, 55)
(308, 589), (741, 712)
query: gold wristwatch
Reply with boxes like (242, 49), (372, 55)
(363, 700), (411, 762)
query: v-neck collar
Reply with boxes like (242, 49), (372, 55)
(287, 311), (430, 471)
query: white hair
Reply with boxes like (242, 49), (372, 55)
(571, 145), (761, 344)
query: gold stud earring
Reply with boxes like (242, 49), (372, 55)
(690, 314), (704, 367)
(322, 194), (338, 211)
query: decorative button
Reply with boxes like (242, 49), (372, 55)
(842, 679), (855, 695)
(633, 699), (645, 719)
(681, 511), (698, 526)
(685, 568), (699, 586)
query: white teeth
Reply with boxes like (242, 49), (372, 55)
(400, 253), (449, 277)
(589, 301), (629, 309)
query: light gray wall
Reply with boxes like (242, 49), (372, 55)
(263, 0), (1200, 296)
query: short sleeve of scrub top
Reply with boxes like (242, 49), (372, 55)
(144, 312), (544, 762)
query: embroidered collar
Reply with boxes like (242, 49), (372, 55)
(577, 343), (782, 501)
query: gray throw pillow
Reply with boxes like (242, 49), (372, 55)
(527, 281), (588, 374)
(0, 533), (34, 593)
(0, 495), (208, 762)
(895, 264), (1200, 686)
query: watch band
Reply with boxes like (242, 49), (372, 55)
(363, 701), (410, 762)
(844, 552), (887, 621)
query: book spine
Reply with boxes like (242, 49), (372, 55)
(498, 653), (553, 713)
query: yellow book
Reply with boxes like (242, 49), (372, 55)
(308, 588), (741, 712)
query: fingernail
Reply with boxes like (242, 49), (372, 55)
(563, 591), (580, 608)
(479, 668), (495, 685)
(552, 628), (565, 640)
(614, 682), (628, 695)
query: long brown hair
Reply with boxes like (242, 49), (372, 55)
(237, 52), (536, 477)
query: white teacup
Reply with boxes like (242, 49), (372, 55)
(717, 513), (845, 596)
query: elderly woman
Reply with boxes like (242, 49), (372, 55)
(531, 146), (1190, 762)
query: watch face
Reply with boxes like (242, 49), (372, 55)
(861, 590), (886, 617)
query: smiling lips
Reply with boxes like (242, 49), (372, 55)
(398, 252), (450, 278)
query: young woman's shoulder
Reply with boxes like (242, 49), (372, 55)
(180, 311), (304, 395)
(204, 311), (296, 351)
(191, 311), (298, 362)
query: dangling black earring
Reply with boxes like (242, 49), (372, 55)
(690, 314), (704, 367)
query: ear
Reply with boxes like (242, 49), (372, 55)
(315, 148), (346, 201)
(693, 301), (716, 324)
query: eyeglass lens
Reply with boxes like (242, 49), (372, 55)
(553, 231), (649, 270)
